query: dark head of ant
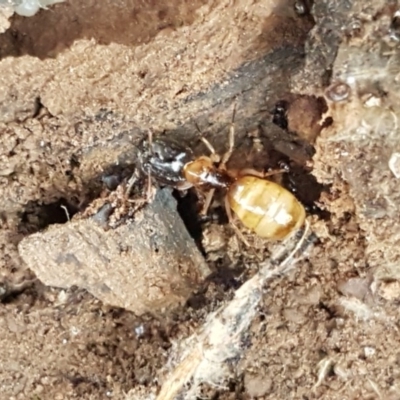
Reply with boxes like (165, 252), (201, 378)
(138, 134), (234, 191)
(138, 135), (194, 189)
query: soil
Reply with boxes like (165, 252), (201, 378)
(1, 0), (400, 399)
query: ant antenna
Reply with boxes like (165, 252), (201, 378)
(220, 102), (237, 168)
(231, 102), (237, 124)
(147, 130), (153, 155)
(195, 122), (218, 157)
(194, 121), (203, 136)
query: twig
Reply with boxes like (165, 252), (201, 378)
(156, 224), (311, 400)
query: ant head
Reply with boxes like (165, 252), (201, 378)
(183, 156), (216, 186)
(183, 156), (233, 190)
(138, 136), (194, 187)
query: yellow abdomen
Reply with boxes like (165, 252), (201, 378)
(227, 176), (306, 240)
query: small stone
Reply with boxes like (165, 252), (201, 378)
(325, 82), (350, 102)
(389, 152), (400, 178)
(379, 280), (400, 300)
(244, 374), (272, 397)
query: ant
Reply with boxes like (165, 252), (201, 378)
(138, 106), (306, 245)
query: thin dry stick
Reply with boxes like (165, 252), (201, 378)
(156, 223), (310, 400)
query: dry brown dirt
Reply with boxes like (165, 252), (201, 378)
(1, 0), (400, 399)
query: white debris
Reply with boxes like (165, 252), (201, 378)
(389, 152), (400, 178)
(0, 0), (63, 17)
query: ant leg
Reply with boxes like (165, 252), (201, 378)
(220, 123), (235, 169)
(248, 127), (264, 153)
(126, 172), (138, 196)
(145, 170), (154, 200)
(263, 169), (286, 177)
(146, 129), (154, 155)
(238, 168), (286, 178)
(220, 103), (237, 169)
(280, 220), (310, 268)
(200, 137), (218, 157)
(199, 188), (216, 216)
(224, 196), (250, 247)
(128, 170), (155, 203)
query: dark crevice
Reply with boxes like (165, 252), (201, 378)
(16, 155), (138, 234)
(282, 164), (331, 219)
(174, 189), (204, 249)
(18, 198), (79, 233)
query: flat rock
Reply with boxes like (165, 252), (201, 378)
(18, 188), (210, 315)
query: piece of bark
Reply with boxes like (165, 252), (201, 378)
(18, 188), (210, 315)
